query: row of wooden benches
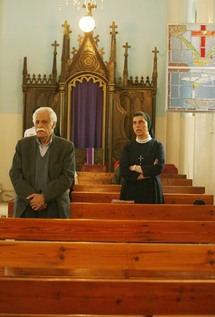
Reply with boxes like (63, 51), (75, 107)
(7, 172), (212, 218)
(7, 199), (215, 219)
(1, 212), (215, 242)
(74, 183), (206, 193)
(71, 191), (213, 204)
(8, 192), (213, 218)
(4, 169), (215, 316)
(1, 210), (215, 316)
(76, 171), (191, 184)
(72, 173), (213, 204)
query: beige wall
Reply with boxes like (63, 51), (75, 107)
(0, 113), (22, 197)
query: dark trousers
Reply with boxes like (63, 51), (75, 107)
(21, 201), (59, 218)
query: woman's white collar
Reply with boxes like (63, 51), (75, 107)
(136, 136), (152, 143)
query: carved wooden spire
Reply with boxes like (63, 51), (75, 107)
(123, 42), (131, 86)
(109, 21), (117, 62)
(107, 21), (118, 84)
(22, 56), (28, 86)
(61, 20), (72, 81)
(152, 46), (159, 87)
(51, 40), (59, 84)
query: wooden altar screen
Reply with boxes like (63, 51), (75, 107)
(22, 21), (158, 171)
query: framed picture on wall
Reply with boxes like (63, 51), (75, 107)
(167, 23), (215, 112)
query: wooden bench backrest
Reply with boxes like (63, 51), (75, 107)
(71, 202), (215, 220)
(8, 200), (215, 219)
(1, 239), (215, 275)
(1, 217), (215, 243)
(73, 184), (205, 194)
(161, 177), (192, 185)
(1, 216), (215, 316)
(1, 277), (215, 315)
(71, 191), (214, 204)
(76, 171), (188, 184)
(77, 172), (113, 184)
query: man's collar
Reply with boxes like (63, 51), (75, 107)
(36, 135), (53, 147)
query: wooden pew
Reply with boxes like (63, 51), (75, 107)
(8, 199), (215, 219)
(1, 218), (215, 315)
(1, 217), (215, 243)
(164, 193), (213, 204)
(73, 183), (205, 194)
(161, 177), (192, 185)
(71, 191), (214, 204)
(1, 237), (215, 315)
(160, 173), (187, 178)
(1, 277), (215, 315)
(77, 171), (190, 184)
(71, 202), (215, 220)
(77, 171), (113, 184)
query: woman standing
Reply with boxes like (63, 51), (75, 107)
(119, 111), (165, 204)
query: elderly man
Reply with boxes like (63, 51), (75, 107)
(9, 107), (75, 218)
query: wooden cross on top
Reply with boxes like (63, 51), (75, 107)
(109, 21), (118, 36)
(84, 2), (97, 15)
(123, 42), (131, 56)
(62, 20), (72, 35)
(51, 40), (59, 54)
(152, 47), (159, 58)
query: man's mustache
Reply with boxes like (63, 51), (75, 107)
(36, 128), (46, 132)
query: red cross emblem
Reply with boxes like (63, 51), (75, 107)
(192, 25), (215, 58)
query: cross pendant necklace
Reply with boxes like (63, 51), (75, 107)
(138, 155), (144, 165)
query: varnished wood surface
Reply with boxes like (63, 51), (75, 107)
(71, 191), (214, 204)
(1, 217), (215, 243)
(76, 171), (189, 184)
(2, 209), (215, 316)
(1, 277), (215, 315)
(8, 201), (215, 219)
(73, 184), (205, 194)
(1, 240), (215, 274)
(70, 202), (215, 220)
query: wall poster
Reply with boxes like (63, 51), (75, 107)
(167, 24), (215, 111)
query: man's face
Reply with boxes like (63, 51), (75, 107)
(133, 115), (148, 137)
(35, 111), (55, 142)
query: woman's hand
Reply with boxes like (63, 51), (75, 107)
(129, 164), (143, 173)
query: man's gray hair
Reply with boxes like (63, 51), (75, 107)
(33, 107), (57, 124)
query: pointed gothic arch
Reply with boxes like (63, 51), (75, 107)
(66, 73), (108, 166)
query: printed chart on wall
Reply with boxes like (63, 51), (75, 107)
(167, 24), (215, 112)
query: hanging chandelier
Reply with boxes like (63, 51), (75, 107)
(58, 0), (104, 32)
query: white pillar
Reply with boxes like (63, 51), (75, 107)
(196, 0), (214, 22)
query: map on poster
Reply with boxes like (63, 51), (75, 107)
(167, 24), (215, 111)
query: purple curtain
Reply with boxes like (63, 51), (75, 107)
(70, 79), (103, 148)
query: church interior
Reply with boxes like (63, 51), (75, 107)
(1, 0), (215, 314)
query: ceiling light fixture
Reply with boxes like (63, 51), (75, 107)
(79, 2), (96, 32)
